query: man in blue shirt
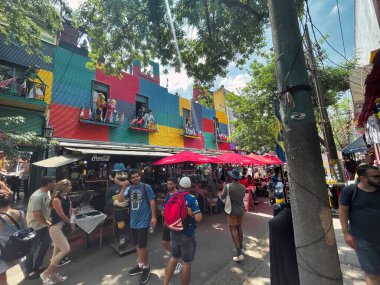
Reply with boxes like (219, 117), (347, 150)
(163, 177), (202, 285)
(118, 170), (156, 285)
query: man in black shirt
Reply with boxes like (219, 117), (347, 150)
(339, 164), (380, 284)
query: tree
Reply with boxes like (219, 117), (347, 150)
(0, 0), (63, 62)
(226, 51), (355, 152)
(74, 0), (311, 83)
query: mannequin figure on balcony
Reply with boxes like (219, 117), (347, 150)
(95, 93), (106, 121)
(131, 104), (147, 127)
(106, 99), (117, 123)
(22, 65), (47, 99)
(143, 109), (154, 129)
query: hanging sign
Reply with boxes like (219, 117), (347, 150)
(91, 155), (111, 162)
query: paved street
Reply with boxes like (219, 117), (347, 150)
(8, 198), (273, 285)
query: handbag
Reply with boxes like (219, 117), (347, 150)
(224, 185), (232, 214)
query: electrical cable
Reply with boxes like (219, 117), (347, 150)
(335, 0), (347, 58)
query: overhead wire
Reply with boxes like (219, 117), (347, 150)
(335, 0), (347, 58)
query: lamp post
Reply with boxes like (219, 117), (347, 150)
(43, 125), (54, 159)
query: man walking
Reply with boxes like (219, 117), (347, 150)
(339, 164), (380, 285)
(118, 170), (156, 285)
(24, 176), (56, 280)
(163, 177), (202, 285)
(221, 168), (246, 262)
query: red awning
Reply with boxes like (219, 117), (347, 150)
(263, 155), (283, 165)
(247, 153), (274, 164)
(216, 152), (265, 165)
(151, 151), (218, 165)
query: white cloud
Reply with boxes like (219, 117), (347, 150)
(160, 68), (194, 99)
(328, 5), (338, 16)
(66, 0), (83, 9)
(219, 73), (250, 94)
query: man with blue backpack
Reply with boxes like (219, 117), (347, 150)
(163, 176), (202, 285)
(339, 163), (380, 285)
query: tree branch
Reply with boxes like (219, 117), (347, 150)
(220, 0), (264, 20)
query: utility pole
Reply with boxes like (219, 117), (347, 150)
(304, 26), (345, 182)
(268, 0), (342, 284)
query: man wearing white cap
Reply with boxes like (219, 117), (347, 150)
(163, 177), (202, 285)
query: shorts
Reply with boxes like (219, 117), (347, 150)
(162, 226), (171, 242)
(170, 231), (196, 263)
(228, 215), (244, 226)
(355, 238), (380, 275)
(113, 208), (129, 223)
(131, 228), (149, 248)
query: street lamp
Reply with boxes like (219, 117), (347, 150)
(43, 126), (54, 160)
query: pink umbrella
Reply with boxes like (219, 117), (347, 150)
(216, 152), (264, 165)
(152, 151), (218, 165)
(263, 155), (283, 165)
(247, 153), (274, 164)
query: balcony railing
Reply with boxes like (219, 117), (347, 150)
(129, 115), (158, 132)
(79, 107), (121, 127)
(215, 133), (229, 142)
(182, 124), (202, 139)
(0, 77), (46, 101)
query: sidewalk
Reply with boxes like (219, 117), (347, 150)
(245, 217), (366, 285)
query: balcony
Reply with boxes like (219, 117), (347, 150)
(129, 115), (158, 133)
(0, 77), (47, 112)
(79, 107), (121, 127)
(215, 133), (229, 143)
(181, 125), (202, 139)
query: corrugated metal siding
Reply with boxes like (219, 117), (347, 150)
(51, 83), (91, 108)
(166, 93), (180, 115)
(0, 38), (55, 71)
(139, 78), (168, 113)
(203, 132), (217, 150)
(219, 123), (229, 135)
(167, 113), (182, 129)
(218, 142), (230, 151)
(179, 97), (191, 116)
(216, 110), (228, 124)
(184, 136), (204, 149)
(38, 69), (54, 104)
(149, 125), (184, 147)
(213, 89), (226, 112)
(50, 104), (109, 141)
(0, 107), (44, 135)
(96, 70), (138, 104)
(202, 105), (216, 119)
(202, 118), (214, 133)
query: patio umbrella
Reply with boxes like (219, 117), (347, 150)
(216, 152), (264, 165)
(247, 153), (274, 164)
(151, 151), (218, 165)
(263, 155), (283, 165)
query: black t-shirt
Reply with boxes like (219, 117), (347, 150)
(339, 185), (380, 245)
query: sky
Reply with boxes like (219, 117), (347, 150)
(67, 0), (355, 99)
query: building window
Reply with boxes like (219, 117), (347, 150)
(91, 80), (110, 120)
(130, 94), (157, 131)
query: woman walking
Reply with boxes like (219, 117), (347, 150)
(221, 169), (246, 262)
(40, 179), (74, 284)
(0, 181), (27, 285)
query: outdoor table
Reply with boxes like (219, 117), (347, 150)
(73, 206), (107, 248)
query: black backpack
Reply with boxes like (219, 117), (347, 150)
(0, 211), (36, 262)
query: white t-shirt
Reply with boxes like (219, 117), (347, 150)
(26, 189), (51, 230)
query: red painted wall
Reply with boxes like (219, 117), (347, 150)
(50, 104), (109, 141)
(184, 136), (205, 149)
(218, 142), (230, 151)
(203, 118), (214, 133)
(96, 70), (139, 104)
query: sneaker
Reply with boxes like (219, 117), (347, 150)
(58, 256), (71, 267)
(128, 264), (143, 276)
(40, 272), (56, 285)
(50, 273), (68, 283)
(233, 254), (245, 262)
(25, 272), (39, 280)
(241, 248), (245, 254)
(174, 263), (183, 275)
(139, 267), (150, 285)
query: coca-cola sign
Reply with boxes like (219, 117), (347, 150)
(91, 155), (111, 162)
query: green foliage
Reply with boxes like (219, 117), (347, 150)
(0, 117), (56, 157)
(0, 0), (63, 62)
(227, 51), (355, 152)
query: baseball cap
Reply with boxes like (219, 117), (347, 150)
(111, 163), (127, 172)
(179, 177), (191, 189)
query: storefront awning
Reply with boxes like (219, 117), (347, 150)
(33, 154), (84, 168)
(65, 148), (173, 157)
(342, 135), (369, 155)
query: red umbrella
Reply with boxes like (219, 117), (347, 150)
(247, 153), (273, 164)
(152, 151), (217, 165)
(216, 152), (264, 165)
(263, 155), (283, 165)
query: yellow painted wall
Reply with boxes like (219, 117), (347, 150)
(213, 88), (226, 113)
(179, 97), (191, 116)
(149, 125), (184, 147)
(216, 110), (228, 124)
(38, 69), (54, 104)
